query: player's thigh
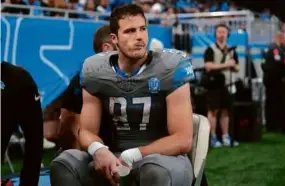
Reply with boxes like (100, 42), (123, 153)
(43, 97), (62, 121)
(59, 109), (79, 136)
(134, 154), (193, 186)
(58, 110), (80, 149)
(43, 120), (60, 140)
(50, 149), (109, 186)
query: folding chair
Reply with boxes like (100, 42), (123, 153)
(4, 147), (15, 173)
(189, 114), (210, 186)
(4, 133), (25, 173)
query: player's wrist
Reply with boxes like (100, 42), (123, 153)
(87, 141), (109, 157)
(120, 148), (143, 166)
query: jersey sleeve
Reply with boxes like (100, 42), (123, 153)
(61, 73), (82, 113)
(164, 56), (195, 95)
(80, 56), (101, 96)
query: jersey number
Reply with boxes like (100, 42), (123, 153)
(109, 97), (151, 131)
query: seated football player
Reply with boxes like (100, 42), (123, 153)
(50, 4), (194, 186)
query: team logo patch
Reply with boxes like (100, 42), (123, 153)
(148, 77), (160, 93)
(0, 81), (5, 90)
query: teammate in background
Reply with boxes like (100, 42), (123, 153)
(59, 24), (116, 149)
(262, 32), (285, 133)
(51, 4), (194, 186)
(43, 24), (116, 150)
(1, 62), (43, 186)
(203, 24), (239, 147)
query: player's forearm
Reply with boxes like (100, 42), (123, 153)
(79, 99), (104, 151)
(139, 134), (192, 157)
(205, 62), (230, 71)
(78, 128), (104, 151)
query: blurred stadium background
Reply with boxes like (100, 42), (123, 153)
(1, 0), (285, 185)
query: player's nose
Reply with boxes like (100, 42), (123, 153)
(135, 30), (144, 41)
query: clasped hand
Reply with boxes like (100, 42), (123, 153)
(93, 148), (131, 186)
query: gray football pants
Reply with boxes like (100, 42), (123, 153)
(50, 149), (193, 186)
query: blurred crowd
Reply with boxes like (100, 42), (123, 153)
(1, 0), (273, 22)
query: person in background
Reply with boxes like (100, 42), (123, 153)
(43, 24), (115, 151)
(262, 32), (285, 133)
(1, 0), (29, 14)
(59, 24), (116, 150)
(203, 24), (239, 147)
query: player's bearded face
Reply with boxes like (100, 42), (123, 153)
(114, 15), (148, 60)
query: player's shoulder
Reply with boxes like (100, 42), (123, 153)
(82, 51), (117, 75)
(205, 45), (214, 51)
(83, 51), (116, 68)
(152, 48), (191, 69)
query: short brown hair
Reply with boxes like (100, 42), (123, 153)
(109, 4), (146, 35)
(93, 24), (112, 53)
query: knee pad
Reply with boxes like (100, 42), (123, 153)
(51, 149), (92, 184)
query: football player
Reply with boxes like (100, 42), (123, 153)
(1, 62), (43, 186)
(50, 4), (194, 186)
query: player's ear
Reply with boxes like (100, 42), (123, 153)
(110, 33), (118, 45)
(101, 43), (113, 52)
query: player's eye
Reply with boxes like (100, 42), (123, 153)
(125, 28), (136, 33)
(140, 26), (146, 31)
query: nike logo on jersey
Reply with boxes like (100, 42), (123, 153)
(35, 95), (41, 101)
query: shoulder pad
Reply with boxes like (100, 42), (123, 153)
(82, 51), (117, 76)
(153, 48), (190, 70)
(152, 49), (193, 95)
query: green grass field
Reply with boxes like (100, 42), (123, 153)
(2, 132), (285, 186)
(205, 132), (285, 186)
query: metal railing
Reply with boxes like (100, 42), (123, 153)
(0, 3), (263, 27)
(2, 3), (280, 37)
(2, 3), (281, 53)
(1, 3), (111, 21)
(1, 4), (272, 124)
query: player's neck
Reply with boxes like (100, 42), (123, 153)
(117, 53), (148, 75)
(216, 41), (227, 49)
